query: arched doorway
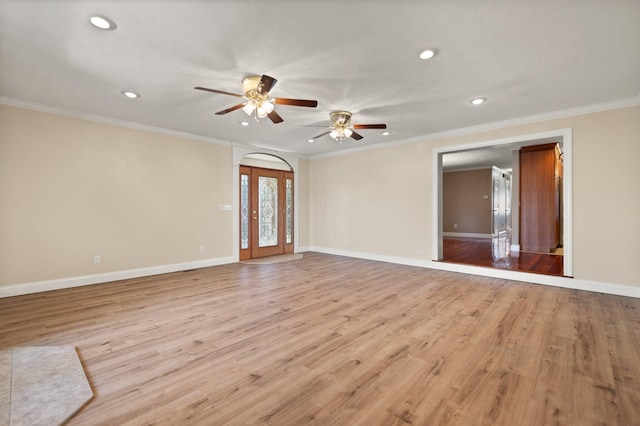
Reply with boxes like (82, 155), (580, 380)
(238, 154), (294, 260)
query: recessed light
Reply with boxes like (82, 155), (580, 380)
(121, 91), (140, 99)
(419, 48), (438, 60)
(240, 121), (249, 126)
(307, 139), (314, 143)
(381, 131), (391, 136)
(90, 15), (116, 30)
(470, 97), (487, 105)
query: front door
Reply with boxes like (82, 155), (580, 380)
(239, 166), (294, 260)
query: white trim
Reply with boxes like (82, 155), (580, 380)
(4, 248), (638, 299)
(433, 151), (443, 261)
(239, 155), (292, 171)
(232, 148), (301, 262)
(511, 244), (521, 252)
(444, 165), (494, 173)
(309, 246), (640, 299)
(3, 94), (637, 162)
(309, 96), (639, 160)
(4, 94), (637, 162)
(433, 128), (573, 277)
(0, 257), (234, 298)
(0, 95), (235, 148)
(443, 232), (492, 239)
(561, 129), (573, 277)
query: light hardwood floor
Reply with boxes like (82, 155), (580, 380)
(1, 252), (639, 425)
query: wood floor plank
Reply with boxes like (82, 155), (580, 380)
(442, 237), (564, 276)
(1, 252), (638, 425)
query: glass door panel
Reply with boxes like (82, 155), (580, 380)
(285, 177), (293, 245)
(245, 167), (293, 258)
(258, 176), (279, 247)
(491, 167), (512, 261)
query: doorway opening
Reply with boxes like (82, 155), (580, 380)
(433, 129), (572, 277)
(238, 154), (294, 260)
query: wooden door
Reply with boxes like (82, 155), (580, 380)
(239, 166), (294, 260)
(519, 143), (561, 253)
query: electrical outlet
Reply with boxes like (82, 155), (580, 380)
(417, 249), (424, 255)
(453, 224), (458, 229)
(199, 245), (205, 253)
(93, 255), (101, 265)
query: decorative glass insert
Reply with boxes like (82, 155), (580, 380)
(240, 174), (249, 249)
(285, 178), (293, 244)
(258, 176), (278, 247)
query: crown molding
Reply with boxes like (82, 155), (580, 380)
(2, 94), (638, 161)
(309, 95), (640, 160)
(0, 95), (235, 148)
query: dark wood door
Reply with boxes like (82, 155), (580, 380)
(239, 166), (294, 260)
(519, 143), (561, 253)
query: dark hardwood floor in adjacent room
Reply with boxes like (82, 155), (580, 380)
(442, 236), (564, 276)
(1, 252), (638, 425)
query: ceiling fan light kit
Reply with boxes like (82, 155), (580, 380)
(330, 127), (353, 142)
(240, 76), (276, 119)
(328, 111), (355, 142)
(194, 74), (317, 125)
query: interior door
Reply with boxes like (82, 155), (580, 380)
(239, 166), (294, 260)
(491, 167), (512, 261)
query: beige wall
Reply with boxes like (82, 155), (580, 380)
(443, 169), (492, 234)
(2, 103), (639, 291)
(296, 158), (310, 248)
(310, 105), (640, 287)
(0, 105), (234, 286)
(310, 143), (432, 258)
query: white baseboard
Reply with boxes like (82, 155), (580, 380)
(511, 244), (520, 252)
(0, 257), (235, 298)
(308, 246), (640, 299)
(443, 232), (492, 239)
(4, 248), (638, 300)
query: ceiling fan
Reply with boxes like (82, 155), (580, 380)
(194, 74), (318, 124)
(310, 111), (387, 142)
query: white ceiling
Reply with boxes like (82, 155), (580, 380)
(1, 0), (639, 158)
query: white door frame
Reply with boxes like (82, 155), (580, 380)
(432, 128), (573, 277)
(232, 147), (299, 262)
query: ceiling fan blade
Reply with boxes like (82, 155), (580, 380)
(215, 103), (245, 115)
(311, 131), (331, 140)
(267, 110), (284, 124)
(353, 124), (387, 129)
(350, 131), (364, 140)
(194, 86), (244, 98)
(275, 98), (318, 108)
(258, 75), (277, 95)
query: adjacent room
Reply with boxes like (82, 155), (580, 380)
(1, 1), (639, 424)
